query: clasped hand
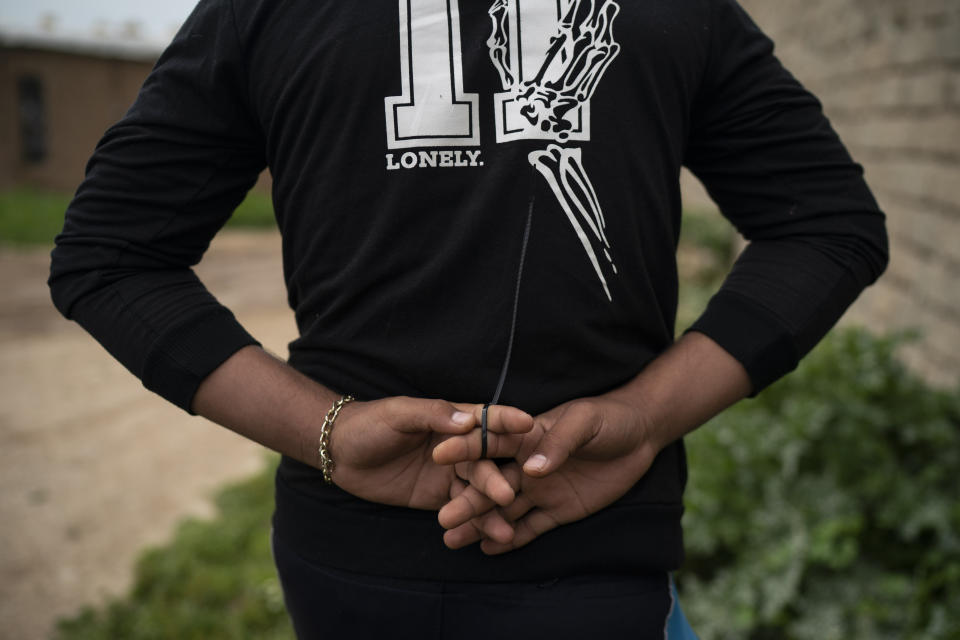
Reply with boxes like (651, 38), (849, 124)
(328, 396), (534, 510)
(329, 393), (660, 554)
(434, 394), (661, 553)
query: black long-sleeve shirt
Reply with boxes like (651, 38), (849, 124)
(50, 0), (887, 580)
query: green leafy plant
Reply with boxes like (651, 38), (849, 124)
(680, 329), (960, 639)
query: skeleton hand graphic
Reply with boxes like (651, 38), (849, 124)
(517, 0), (621, 139)
(529, 145), (617, 301)
(487, 0), (621, 299)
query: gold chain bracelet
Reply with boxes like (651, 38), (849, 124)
(318, 395), (354, 484)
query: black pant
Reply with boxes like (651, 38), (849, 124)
(272, 531), (673, 640)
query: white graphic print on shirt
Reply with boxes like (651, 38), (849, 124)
(384, 0), (621, 300)
(384, 0), (480, 149)
(489, 0), (620, 144)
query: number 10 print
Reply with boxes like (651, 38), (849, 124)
(384, 0), (619, 149)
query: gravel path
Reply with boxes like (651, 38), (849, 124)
(0, 230), (295, 640)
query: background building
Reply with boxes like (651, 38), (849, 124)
(0, 29), (160, 192)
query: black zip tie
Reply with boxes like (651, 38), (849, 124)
(489, 190), (535, 408)
(482, 177), (535, 461)
(481, 403), (490, 459)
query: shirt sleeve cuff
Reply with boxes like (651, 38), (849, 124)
(141, 306), (260, 413)
(686, 290), (800, 395)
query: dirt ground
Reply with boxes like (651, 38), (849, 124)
(0, 230), (296, 640)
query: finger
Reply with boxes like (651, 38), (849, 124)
(433, 429), (530, 465)
(474, 509), (515, 544)
(443, 521), (484, 549)
(452, 403), (535, 435)
(433, 414), (544, 465)
(439, 488), (493, 530)
(442, 510), (515, 549)
(455, 460), (515, 506)
(382, 397), (477, 435)
(480, 509), (561, 555)
(439, 481), (488, 533)
(522, 403), (601, 477)
(439, 463), (523, 529)
(477, 464), (527, 526)
(498, 492), (535, 522)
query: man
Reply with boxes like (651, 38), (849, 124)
(49, 0), (887, 637)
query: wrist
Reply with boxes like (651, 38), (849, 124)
(318, 395), (354, 483)
(607, 392), (666, 465)
(608, 332), (751, 450)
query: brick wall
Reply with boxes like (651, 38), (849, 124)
(682, 0), (960, 386)
(0, 43), (272, 195)
(0, 47), (156, 192)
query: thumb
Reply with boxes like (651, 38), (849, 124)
(383, 396), (476, 435)
(522, 403), (600, 476)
